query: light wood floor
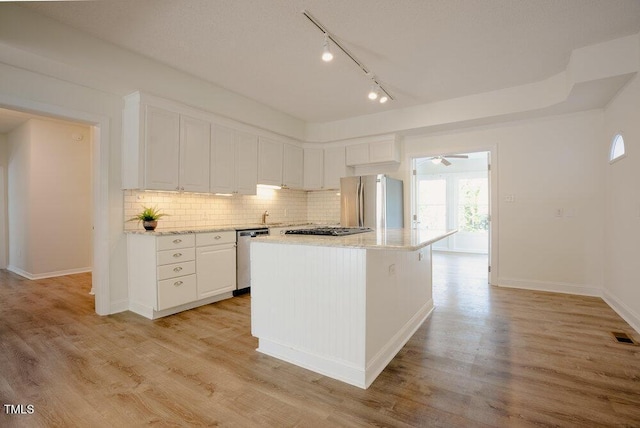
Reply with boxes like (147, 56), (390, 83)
(1, 253), (639, 427)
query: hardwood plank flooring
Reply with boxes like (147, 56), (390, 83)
(1, 253), (639, 427)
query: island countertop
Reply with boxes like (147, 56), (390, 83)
(254, 228), (457, 251)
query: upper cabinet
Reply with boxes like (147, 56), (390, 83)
(123, 92), (210, 192)
(303, 148), (324, 190)
(179, 115), (211, 193)
(258, 138), (304, 189)
(258, 138), (283, 187)
(282, 143), (303, 189)
(210, 124), (257, 195)
(323, 146), (348, 190)
(345, 138), (400, 166)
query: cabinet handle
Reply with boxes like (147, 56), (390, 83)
(174, 281), (183, 287)
(173, 266), (183, 272)
(173, 252), (182, 258)
(173, 238), (182, 244)
(215, 235), (221, 240)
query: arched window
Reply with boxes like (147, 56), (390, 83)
(609, 133), (625, 163)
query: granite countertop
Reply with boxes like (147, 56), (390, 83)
(253, 228), (457, 251)
(124, 222), (326, 236)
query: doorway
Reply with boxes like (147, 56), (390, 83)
(0, 96), (110, 315)
(412, 151), (493, 281)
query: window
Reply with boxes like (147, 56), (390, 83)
(610, 133), (625, 163)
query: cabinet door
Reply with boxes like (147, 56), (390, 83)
(345, 143), (370, 166)
(145, 106), (180, 190)
(180, 115), (211, 192)
(210, 125), (235, 194)
(369, 140), (399, 163)
(235, 132), (258, 195)
(324, 147), (347, 190)
(282, 144), (303, 189)
(303, 148), (324, 190)
(196, 244), (236, 299)
(258, 138), (283, 186)
(157, 274), (198, 310)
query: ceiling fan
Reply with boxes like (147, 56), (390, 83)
(428, 154), (469, 166)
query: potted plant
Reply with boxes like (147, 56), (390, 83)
(129, 205), (167, 231)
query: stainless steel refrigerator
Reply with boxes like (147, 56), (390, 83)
(340, 175), (404, 229)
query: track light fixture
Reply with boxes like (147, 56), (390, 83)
(303, 10), (394, 104)
(368, 84), (379, 100)
(321, 33), (333, 62)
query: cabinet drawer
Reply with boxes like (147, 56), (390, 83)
(157, 247), (195, 265)
(157, 234), (195, 251)
(157, 260), (196, 281)
(157, 274), (197, 311)
(197, 231), (236, 246)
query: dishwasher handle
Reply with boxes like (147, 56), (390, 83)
(238, 229), (269, 238)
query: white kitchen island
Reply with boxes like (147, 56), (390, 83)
(250, 228), (456, 389)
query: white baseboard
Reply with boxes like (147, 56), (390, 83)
(6, 265), (92, 280)
(257, 300), (435, 390)
(365, 300), (434, 388)
(110, 299), (130, 315)
(498, 277), (640, 335)
(497, 277), (602, 297)
(602, 290), (640, 335)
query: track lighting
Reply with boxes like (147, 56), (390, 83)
(321, 33), (333, 62)
(368, 85), (379, 100)
(303, 10), (394, 105)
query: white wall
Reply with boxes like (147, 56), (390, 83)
(603, 75), (640, 332)
(7, 119), (92, 279)
(0, 133), (7, 268)
(7, 122), (30, 274)
(403, 110), (606, 295)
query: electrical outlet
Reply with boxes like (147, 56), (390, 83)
(504, 194), (515, 203)
(555, 208), (563, 217)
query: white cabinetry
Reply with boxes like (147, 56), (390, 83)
(123, 93), (210, 192)
(323, 146), (348, 190)
(196, 232), (236, 299)
(258, 138), (283, 187)
(258, 139), (304, 189)
(211, 125), (258, 195)
(127, 231), (236, 319)
(345, 143), (369, 166)
(345, 139), (400, 166)
(303, 148), (324, 190)
(282, 144), (304, 188)
(179, 115), (211, 193)
(144, 106), (180, 190)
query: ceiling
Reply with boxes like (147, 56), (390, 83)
(14, 0), (640, 124)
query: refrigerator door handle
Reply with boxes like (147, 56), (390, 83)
(358, 179), (364, 227)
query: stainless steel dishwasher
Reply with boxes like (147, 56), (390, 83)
(235, 228), (269, 296)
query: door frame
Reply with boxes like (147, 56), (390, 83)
(410, 146), (498, 285)
(0, 93), (111, 315)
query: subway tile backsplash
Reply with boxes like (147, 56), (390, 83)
(123, 189), (340, 231)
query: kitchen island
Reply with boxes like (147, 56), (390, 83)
(250, 228), (456, 389)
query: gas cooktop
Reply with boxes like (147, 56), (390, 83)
(284, 227), (373, 236)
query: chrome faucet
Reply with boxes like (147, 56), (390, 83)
(262, 210), (269, 224)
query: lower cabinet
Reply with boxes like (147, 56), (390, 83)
(127, 231), (237, 319)
(196, 232), (236, 299)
